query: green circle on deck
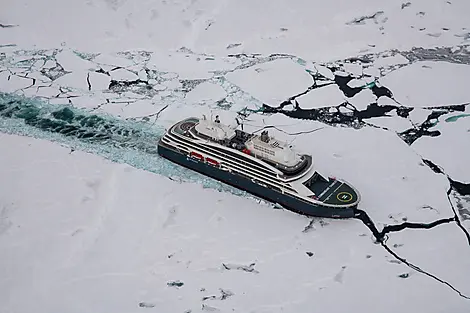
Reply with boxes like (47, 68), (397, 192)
(337, 192), (353, 202)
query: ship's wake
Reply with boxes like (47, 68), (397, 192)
(0, 92), (250, 197)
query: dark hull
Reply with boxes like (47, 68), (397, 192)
(157, 139), (355, 218)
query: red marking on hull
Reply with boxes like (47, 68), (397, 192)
(190, 151), (204, 161)
(206, 158), (219, 166)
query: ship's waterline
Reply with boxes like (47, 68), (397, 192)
(158, 116), (360, 218)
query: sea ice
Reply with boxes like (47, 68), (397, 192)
(380, 61), (470, 107)
(412, 107), (470, 182)
(296, 84), (345, 109)
(0, 133), (468, 313)
(225, 58), (312, 106)
(1, 0), (470, 311)
(185, 81), (227, 106)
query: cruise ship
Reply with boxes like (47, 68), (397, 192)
(157, 116), (361, 218)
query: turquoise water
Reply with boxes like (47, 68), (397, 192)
(445, 114), (470, 123)
(0, 92), (250, 196)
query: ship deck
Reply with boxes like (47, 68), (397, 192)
(172, 118), (199, 136)
(169, 117), (314, 179)
(315, 180), (359, 206)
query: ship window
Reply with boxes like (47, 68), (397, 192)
(168, 132), (278, 177)
(226, 165), (284, 190)
(274, 155), (311, 178)
(253, 144), (275, 156)
(206, 146), (274, 175)
(219, 148), (277, 174)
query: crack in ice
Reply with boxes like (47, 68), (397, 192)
(382, 242), (470, 300)
(447, 188), (470, 245)
(354, 209), (470, 300)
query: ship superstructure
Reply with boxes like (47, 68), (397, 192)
(157, 116), (360, 218)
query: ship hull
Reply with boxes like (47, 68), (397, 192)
(157, 139), (355, 218)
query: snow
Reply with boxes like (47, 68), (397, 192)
(412, 107), (470, 183)
(449, 190), (470, 234)
(43, 59), (58, 69)
(0, 1), (463, 58)
(88, 72), (112, 91)
(148, 52), (239, 80)
(367, 114), (414, 132)
(244, 113), (451, 224)
(297, 84), (345, 109)
(373, 53), (410, 69)
(314, 65), (335, 80)
(93, 54), (135, 69)
(380, 61), (470, 107)
(347, 89), (377, 110)
(22, 71), (52, 85)
(385, 223), (470, 297)
(225, 58), (312, 106)
(0, 71), (32, 93)
(69, 95), (107, 111)
(109, 68), (139, 81)
(1, 0), (470, 312)
(408, 108), (432, 126)
(0, 133), (467, 313)
(185, 82), (227, 106)
(55, 50), (96, 72)
(116, 100), (165, 120)
(33, 86), (61, 98)
(54, 71), (90, 91)
(342, 62), (363, 77)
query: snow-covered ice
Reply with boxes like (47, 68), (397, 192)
(0, 133), (468, 313)
(0, 71), (33, 93)
(148, 52), (239, 80)
(243, 113), (451, 224)
(225, 58), (312, 106)
(185, 82), (227, 106)
(1, 0), (470, 312)
(380, 61), (470, 107)
(54, 71), (91, 91)
(347, 89), (378, 111)
(109, 68), (139, 81)
(367, 113), (414, 133)
(385, 223), (470, 297)
(88, 72), (112, 91)
(296, 84), (345, 109)
(412, 107), (470, 183)
(55, 50), (97, 72)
